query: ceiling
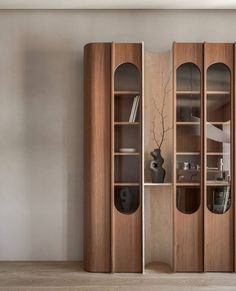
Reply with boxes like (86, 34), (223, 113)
(1, 0), (236, 9)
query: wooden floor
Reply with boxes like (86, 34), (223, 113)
(0, 262), (236, 291)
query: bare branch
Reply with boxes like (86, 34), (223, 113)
(150, 69), (173, 149)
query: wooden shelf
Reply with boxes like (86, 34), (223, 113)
(176, 91), (200, 95)
(114, 90), (140, 95)
(114, 121), (140, 125)
(176, 122), (200, 125)
(114, 183), (140, 186)
(176, 183), (200, 186)
(207, 91), (230, 95)
(207, 152), (230, 155)
(114, 152), (140, 156)
(144, 183), (172, 186)
(207, 182), (230, 186)
(207, 121), (230, 125)
(176, 152), (200, 155)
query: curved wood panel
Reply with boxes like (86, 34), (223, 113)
(205, 209), (233, 271)
(113, 207), (142, 272)
(173, 42), (203, 69)
(114, 43), (142, 71)
(175, 210), (203, 272)
(84, 43), (111, 272)
(173, 42), (204, 272)
(204, 43), (234, 70)
(204, 43), (234, 272)
(111, 43), (143, 273)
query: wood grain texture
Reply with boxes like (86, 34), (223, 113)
(144, 51), (173, 269)
(84, 43), (111, 272)
(112, 43), (142, 273)
(175, 209), (203, 272)
(173, 43), (204, 272)
(205, 210), (233, 272)
(204, 43), (234, 272)
(2, 262), (236, 290)
(114, 43), (142, 70)
(113, 207), (142, 272)
(173, 42), (203, 68)
(145, 186), (173, 269)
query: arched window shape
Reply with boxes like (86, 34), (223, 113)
(177, 187), (200, 214)
(115, 63), (140, 91)
(206, 63), (231, 214)
(115, 187), (139, 214)
(176, 62), (201, 214)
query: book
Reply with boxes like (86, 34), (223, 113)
(213, 186), (230, 214)
(129, 96), (138, 122)
(223, 186), (230, 213)
(132, 95), (140, 122)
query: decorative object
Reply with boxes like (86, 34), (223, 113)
(150, 148), (166, 183)
(150, 71), (172, 183)
(119, 187), (135, 213)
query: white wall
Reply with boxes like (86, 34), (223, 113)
(0, 9), (236, 260)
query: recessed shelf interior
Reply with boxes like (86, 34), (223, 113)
(114, 124), (140, 152)
(114, 186), (140, 214)
(114, 63), (140, 91)
(176, 186), (200, 214)
(114, 155), (140, 183)
(207, 185), (231, 214)
(115, 94), (140, 122)
(113, 61), (142, 213)
(207, 63), (231, 185)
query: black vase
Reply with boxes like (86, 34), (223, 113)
(149, 148), (166, 183)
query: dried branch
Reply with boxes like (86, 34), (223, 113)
(151, 69), (173, 149)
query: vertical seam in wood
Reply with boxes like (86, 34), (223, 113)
(111, 42), (115, 273)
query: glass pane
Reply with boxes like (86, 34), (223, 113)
(114, 63), (140, 91)
(177, 187), (200, 214)
(115, 186), (139, 214)
(206, 63), (231, 214)
(207, 186), (231, 214)
(176, 63), (201, 214)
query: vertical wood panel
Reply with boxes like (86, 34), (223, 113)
(112, 43), (142, 273)
(234, 42), (236, 273)
(204, 43), (234, 272)
(84, 43), (111, 272)
(173, 43), (204, 272)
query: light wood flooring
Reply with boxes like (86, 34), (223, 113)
(0, 261), (236, 291)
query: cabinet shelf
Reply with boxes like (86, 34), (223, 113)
(114, 183), (140, 186)
(144, 183), (172, 186)
(176, 183), (200, 186)
(176, 91), (200, 95)
(207, 121), (230, 125)
(207, 152), (230, 155)
(176, 122), (200, 125)
(207, 182), (230, 186)
(176, 152), (200, 155)
(114, 90), (140, 96)
(114, 122), (140, 125)
(207, 91), (230, 95)
(114, 152), (140, 156)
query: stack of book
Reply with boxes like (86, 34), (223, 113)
(213, 186), (230, 214)
(129, 95), (140, 122)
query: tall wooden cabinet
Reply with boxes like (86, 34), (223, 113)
(84, 41), (236, 274)
(173, 42), (235, 272)
(84, 42), (143, 273)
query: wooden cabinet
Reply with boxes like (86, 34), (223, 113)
(84, 42), (143, 273)
(173, 42), (235, 272)
(85, 41), (236, 274)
